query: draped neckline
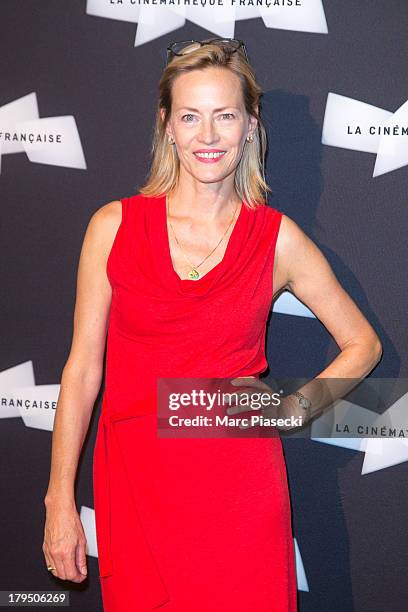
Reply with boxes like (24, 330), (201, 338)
(158, 193), (246, 290)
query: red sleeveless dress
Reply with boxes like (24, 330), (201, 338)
(93, 193), (297, 611)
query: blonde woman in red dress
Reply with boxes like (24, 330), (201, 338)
(43, 39), (382, 611)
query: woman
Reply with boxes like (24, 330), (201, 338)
(42, 39), (382, 611)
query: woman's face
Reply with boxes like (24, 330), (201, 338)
(162, 66), (257, 185)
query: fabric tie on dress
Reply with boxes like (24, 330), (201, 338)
(94, 393), (170, 608)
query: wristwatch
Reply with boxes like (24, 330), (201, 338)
(292, 390), (312, 422)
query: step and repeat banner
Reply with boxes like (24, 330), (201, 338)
(1, 1), (407, 611)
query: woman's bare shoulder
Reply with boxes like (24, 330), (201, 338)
(273, 212), (314, 295)
(278, 212), (307, 245)
(78, 200), (123, 267)
(92, 199), (122, 228)
(88, 199), (122, 247)
(277, 212), (320, 261)
(276, 212), (334, 294)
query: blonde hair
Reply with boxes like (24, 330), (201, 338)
(138, 41), (271, 209)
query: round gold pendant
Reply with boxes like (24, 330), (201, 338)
(188, 268), (200, 280)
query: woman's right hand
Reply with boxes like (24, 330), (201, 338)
(42, 501), (88, 583)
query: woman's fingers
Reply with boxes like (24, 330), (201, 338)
(44, 552), (58, 578)
(52, 549), (83, 582)
(62, 547), (85, 583)
(42, 513), (87, 583)
(43, 542), (60, 578)
(44, 546), (66, 580)
(226, 404), (261, 416)
(75, 540), (88, 578)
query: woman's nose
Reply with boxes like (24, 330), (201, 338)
(198, 120), (218, 143)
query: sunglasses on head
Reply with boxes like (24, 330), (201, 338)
(166, 38), (248, 65)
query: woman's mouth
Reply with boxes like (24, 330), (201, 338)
(193, 151), (226, 164)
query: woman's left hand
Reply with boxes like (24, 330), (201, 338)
(225, 377), (310, 432)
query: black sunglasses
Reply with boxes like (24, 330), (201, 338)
(166, 38), (248, 65)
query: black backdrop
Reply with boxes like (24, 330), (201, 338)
(1, 1), (407, 610)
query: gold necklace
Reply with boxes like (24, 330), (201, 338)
(166, 195), (239, 280)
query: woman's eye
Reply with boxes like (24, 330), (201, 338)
(181, 113), (235, 122)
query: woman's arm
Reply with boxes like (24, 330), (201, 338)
(275, 214), (383, 420)
(42, 200), (122, 582)
(44, 200), (122, 507)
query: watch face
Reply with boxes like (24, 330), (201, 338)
(299, 397), (311, 409)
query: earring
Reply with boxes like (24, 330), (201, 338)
(168, 136), (175, 145)
(246, 134), (253, 143)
